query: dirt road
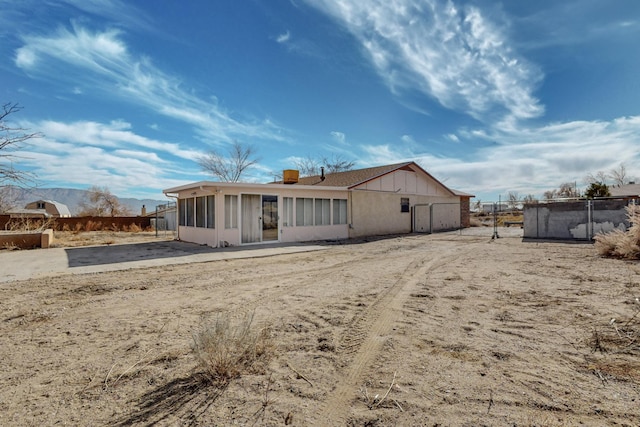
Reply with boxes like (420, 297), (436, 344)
(1, 231), (639, 425)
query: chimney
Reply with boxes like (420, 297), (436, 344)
(321, 166), (325, 181)
(141, 205), (147, 216)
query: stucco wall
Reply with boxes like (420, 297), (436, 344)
(349, 191), (460, 238)
(523, 200), (631, 240)
(0, 229), (54, 249)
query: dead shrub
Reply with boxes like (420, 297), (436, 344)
(191, 312), (273, 386)
(595, 205), (640, 259)
(128, 223), (142, 233)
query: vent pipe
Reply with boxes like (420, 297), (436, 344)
(321, 166), (325, 181)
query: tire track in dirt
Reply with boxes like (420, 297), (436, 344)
(319, 246), (468, 425)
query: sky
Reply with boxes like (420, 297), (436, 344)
(1, 0), (640, 202)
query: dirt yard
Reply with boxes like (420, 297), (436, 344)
(1, 231), (639, 426)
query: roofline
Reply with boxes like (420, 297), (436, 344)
(163, 181), (349, 194)
(347, 161), (457, 197)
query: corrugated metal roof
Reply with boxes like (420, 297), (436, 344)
(28, 200), (72, 217)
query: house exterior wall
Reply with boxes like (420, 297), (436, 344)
(348, 190), (459, 238)
(173, 184), (349, 247)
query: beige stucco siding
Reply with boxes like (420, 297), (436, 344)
(349, 191), (460, 238)
(358, 169), (450, 196)
(174, 184), (349, 247)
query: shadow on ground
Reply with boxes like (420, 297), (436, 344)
(113, 373), (225, 426)
(64, 240), (322, 267)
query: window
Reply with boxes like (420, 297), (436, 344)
(296, 198), (313, 226)
(283, 197), (293, 227)
(196, 196), (206, 228)
(186, 197), (195, 226)
(401, 197), (410, 213)
(225, 195), (238, 229)
(178, 199), (186, 226)
(315, 198), (330, 225)
(37, 202), (46, 209)
(333, 199), (347, 224)
(206, 195), (215, 229)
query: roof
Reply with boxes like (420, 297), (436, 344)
(288, 162), (413, 187)
(164, 161), (473, 197)
(281, 161), (471, 197)
(27, 200), (72, 216)
(7, 208), (50, 217)
(609, 184), (640, 197)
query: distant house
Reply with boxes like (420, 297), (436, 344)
(609, 183), (640, 198)
(8, 200), (72, 218)
(164, 161), (474, 248)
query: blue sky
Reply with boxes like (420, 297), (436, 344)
(1, 0), (639, 202)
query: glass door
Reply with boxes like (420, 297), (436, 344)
(262, 195), (278, 241)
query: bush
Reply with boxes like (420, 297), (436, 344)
(595, 205), (640, 259)
(191, 312), (273, 386)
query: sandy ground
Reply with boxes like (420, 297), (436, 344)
(1, 229), (639, 426)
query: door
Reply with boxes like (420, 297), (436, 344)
(241, 194), (261, 244)
(262, 195), (278, 241)
(241, 194), (279, 244)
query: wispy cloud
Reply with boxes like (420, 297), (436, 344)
(359, 115), (640, 198)
(14, 119), (203, 197)
(330, 131), (346, 143)
(304, 0), (543, 126)
(276, 30), (291, 43)
(14, 23), (289, 144)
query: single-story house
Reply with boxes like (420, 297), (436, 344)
(610, 183), (640, 198)
(163, 161), (473, 247)
(8, 199), (71, 219)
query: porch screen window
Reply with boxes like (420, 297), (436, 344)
(225, 195), (238, 229)
(186, 197), (195, 227)
(206, 195), (215, 229)
(178, 199), (186, 226)
(196, 196), (205, 228)
(315, 198), (330, 225)
(283, 197), (293, 227)
(401, 197), (410, 213)
(296, 198), (313, 226)
(333, 199), (347, 224)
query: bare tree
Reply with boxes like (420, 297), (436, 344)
(1, 102), (41, 185)
(506, 192), (520, 211)
(585, 170), (608, 185)
(78, 186), (132, 217)
(294, 154), (355, 177)
(322, 154), (355, 174)
(522, 194), (538, 204)
(557, 182), (580, 198)
(198, 140), (258, 182)
(609, 163), (627, 186)
(293, 155), (321, 177)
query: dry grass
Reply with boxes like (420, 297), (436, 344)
(191, 312), (274, 386)
(595, 205), (640, 259)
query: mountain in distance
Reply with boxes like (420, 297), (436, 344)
(4, 187), (169, 216)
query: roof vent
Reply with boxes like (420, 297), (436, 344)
(321, 166), (325, 181)
(283, 169), (299, 184)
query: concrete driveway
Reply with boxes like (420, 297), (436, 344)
(0, 240), (328, 283)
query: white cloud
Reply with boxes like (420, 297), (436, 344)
(277, 30), (291, 43)
(13, 119), (206, 198)
(330, 131), (346, 143)
(14, 24), (289, 145)
(305, 0), (544, 125)
(445, 133), (459, 142)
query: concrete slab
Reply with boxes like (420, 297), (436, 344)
(0, 240), (328, 284)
